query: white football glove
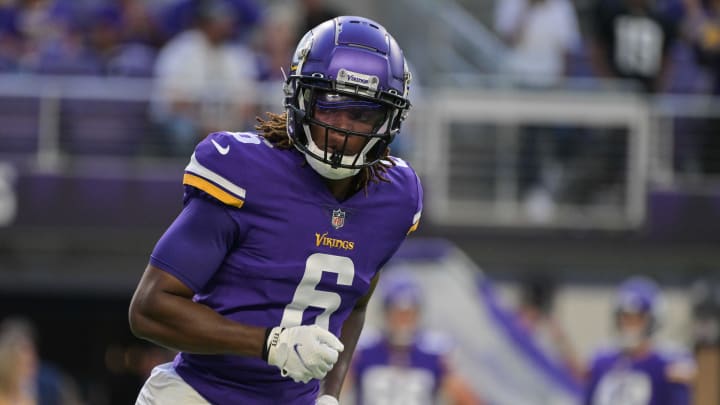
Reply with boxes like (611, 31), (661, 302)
(316, 395), (340, 405)
(265, 325), (344, 383)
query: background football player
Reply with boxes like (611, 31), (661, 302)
(348, 271), (482, 405)
(128, 15), (421, 405)
(583, 276), (696, 405)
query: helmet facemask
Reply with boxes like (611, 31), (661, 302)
(287, 79), (403, 179)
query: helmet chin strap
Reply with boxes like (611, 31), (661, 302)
(305, 138), (361, 180)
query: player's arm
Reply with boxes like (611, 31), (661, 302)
(129, 196), (343, 384)
(664, 357), (696, 405)
(129, 264), (266, 356)
(128, 195), (265, 356)
(319, 272), (381, 402)
(441, 366), (484, 405)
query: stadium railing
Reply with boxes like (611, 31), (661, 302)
(0, 73), (717, 230)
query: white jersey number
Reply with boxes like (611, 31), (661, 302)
(593, 370), (652, 405)
(230, 131), (274, 148)
(280, 253), (355, 329)
(614, 16), (663, 77)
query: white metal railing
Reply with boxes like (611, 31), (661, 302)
(413, 87), (652, 229)
(0, 73), (283, 170)
(650, 94), (720, 191)
(1, 74), (718, 229)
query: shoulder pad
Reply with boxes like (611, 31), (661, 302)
(183, 131), (272, 207)
(382, 156), (423, 235)
(416, 330), (454, 355)
(590, 344), (621, 364)
(656, 342), (696, 363)
(655, 342), (697, 382)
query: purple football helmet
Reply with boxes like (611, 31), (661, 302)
(615, 276), (664, 333)
(284, 16), (412, 179)
(381, 270), (423, 310)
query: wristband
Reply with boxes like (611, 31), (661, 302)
(262, 326), (284, 361)
(261, 327), (272, 361)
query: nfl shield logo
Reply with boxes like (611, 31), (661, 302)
(331, 209), (346, 229)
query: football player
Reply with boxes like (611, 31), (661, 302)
(349, 272), (482, 405)
(583, 276), (696, 405)
(128, 16), (421, 405)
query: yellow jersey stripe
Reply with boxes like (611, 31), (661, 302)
(407, 210), (422, 234)
(183, 173), (245, 208)
(407, 221), (420, 235)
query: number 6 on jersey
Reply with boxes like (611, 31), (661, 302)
(280, 253), (355, 330)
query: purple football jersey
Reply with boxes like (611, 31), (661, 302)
(151, 131), (423, 404)
(351, 330), (450, 405)
(584, 345), (694, 405)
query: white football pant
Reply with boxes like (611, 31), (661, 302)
(135, 362), (211, 405)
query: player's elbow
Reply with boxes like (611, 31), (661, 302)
(128, 289), (155, 340)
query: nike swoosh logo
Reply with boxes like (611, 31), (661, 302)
(293, 343), (310, 369)
(211, 139), (230, 155)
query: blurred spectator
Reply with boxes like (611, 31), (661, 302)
(114, 0), (163, 48)
(559, 0), (681, 208)
(685, 0), (720, 92)
(14, 0), (76, 46)
(157, 0), (261, 42)
(0, 317), (83, 405)
(683, 0), (720, 173)
(0, 0), (160, 75)
(0, 1), (23, 71)
(86, 4), (157, 77)
(515, 274), (584, 382)
(493, 0), (582, 221)
(583, 276), (696, 405)
(348, 271), (483, 405)
(494, 0), (581, 87)
(254, 3), (300, 83)
(0, 318), (36, 405)
(15, 0), (98, 75)
(590, 0), (679, 93)
(151, 0), (258, 155)
(297, 0), (341, 37)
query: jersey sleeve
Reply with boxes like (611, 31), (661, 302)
(408, 170), (423, 235)
(661, 345), (697, 384)
(150, 196), (239, 292)
(388, 156), (423, 235)
(662, 346), (694, 405)
(182, 131), (264, 208)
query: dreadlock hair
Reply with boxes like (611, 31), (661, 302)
(255, 112), (396, 192)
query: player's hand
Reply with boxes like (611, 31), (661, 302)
(316, 395), (340, 405)
(265, 325), (344, 383)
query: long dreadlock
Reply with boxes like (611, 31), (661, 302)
(255, 112), (396, 192)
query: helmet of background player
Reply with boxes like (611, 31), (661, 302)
(380, 271), (422, 346)
(614, 276), (664, 350)
(284, 16), (412, 180)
